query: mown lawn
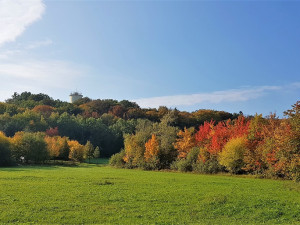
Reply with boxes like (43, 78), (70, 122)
(0, 164), (299, 224)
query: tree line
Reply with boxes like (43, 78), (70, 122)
(0, 130), (100, 165)
(0, 92), (298, 181)
(0, 92), (239, 157)
(109, 102), (299, 181)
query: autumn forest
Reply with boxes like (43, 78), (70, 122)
(0, 92), (299, 181)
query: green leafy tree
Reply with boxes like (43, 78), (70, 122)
(85, 141), (94, 163)
(93, 146), (100, 158)
(59, 138), (70, 160)
(11, 132), (49, 163)
(155, 111), (179, 168)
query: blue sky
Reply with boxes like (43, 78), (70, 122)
(0, 0), (299, 116)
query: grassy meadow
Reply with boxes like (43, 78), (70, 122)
(0, 164), (299, 224)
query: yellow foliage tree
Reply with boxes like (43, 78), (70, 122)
(219, 136), (247, 174)
(0, 131), (12, 166)
(68, 140), (86, 162)
(9, 131), (25, 161)
(123, 134), (144, 166)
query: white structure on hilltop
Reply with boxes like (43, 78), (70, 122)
(69, 92), (83, 103)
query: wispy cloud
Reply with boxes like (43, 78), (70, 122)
(0, 38), (53, 59)
(0, 59), (89, 101)
(0, 0), (45, 47)
(290, 82), (300, 88)
(0, 59), (87, 88)
(0, 49), (22, 59)
(132, 85), (286, 108)
(25, 38), (53, 49)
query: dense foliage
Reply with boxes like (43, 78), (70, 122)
(0, 131), (94, 164)
(0, 91), (237, 157)
(110, 103), (300, 181)
(0, 92), (299, 180)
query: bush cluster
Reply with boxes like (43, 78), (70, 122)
(0, 131), (100, 165)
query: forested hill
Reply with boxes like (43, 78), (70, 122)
(0, 92), (241, 157)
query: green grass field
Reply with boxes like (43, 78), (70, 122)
(0, 164), (299, 224)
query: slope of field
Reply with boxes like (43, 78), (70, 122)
(0, 164), (299, 224)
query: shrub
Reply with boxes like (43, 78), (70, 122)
(193, 157), (224, 174)
(171, 159), (187, 172)
(109, 150), (126, 168)
(171, 147), (199, 172)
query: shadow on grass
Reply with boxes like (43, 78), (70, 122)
(0, 158), (110, 171)
(84, 158), (109, 165)
(0, 166), (59, 172)
(0, 161), (79, 171)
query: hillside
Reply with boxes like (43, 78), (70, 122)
(0, 91), (240, 157)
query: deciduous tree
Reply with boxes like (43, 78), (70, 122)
(174, 127), (195, 159)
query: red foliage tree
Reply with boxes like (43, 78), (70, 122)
(195, 121), (214, 148)
(229, 116), (250, 139)
(45, 127), (59, 137)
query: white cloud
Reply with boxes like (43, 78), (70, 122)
(0, 59), (87, 88)
(0, 38), (53, 59)
(25, 38), (53, 49)
(0, 0), (45, 47)
(0, 59), (90, 101)
(133, 85), (283, 108)
(0, 49), (22, 59)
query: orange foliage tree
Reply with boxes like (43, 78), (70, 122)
(45, 136), (60, 159)
(144, 134), (160, 162)
(174, 128), (195, 159)
(45, 136), (70, 160)
(32, 105), (55, 117)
